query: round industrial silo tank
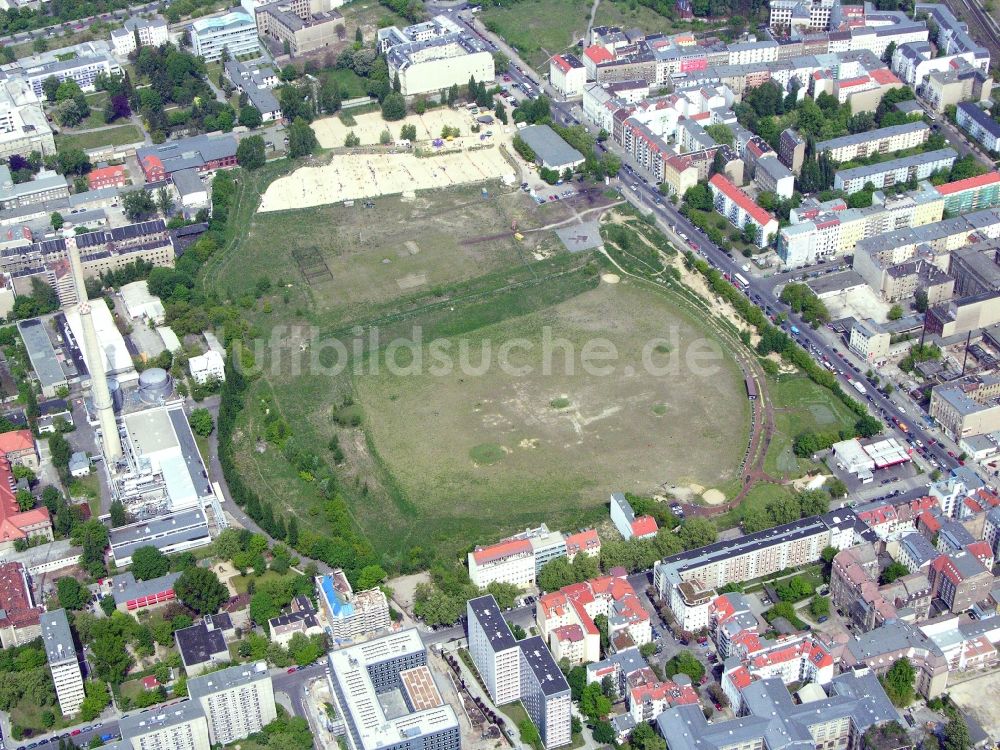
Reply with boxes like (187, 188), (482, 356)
(138, 367), (172, 403)
(106, 376), (123, 413)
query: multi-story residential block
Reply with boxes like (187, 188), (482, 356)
(928, 551), (993, 612)
(468, 595), (522, 705)
(191, 11), (260, 62)
(655, 512), (876, 629)
(817, 121), (929, 163)
(920, 614), (1000, 672)
(316, 568), (390, 640)
(0, 167), (68, 210)
(916, 3), (991, 72)
(834, 148), (957, 192)
(956, 102), (1000, 153)
(754, 155), (794, 200)
(550, 54), (586, 98)
(849, 319), (891, 364)
(0, 78), (55, 159)
(537, 572), (651, 665)
(519, 636), (572, 749)
(626, 667), (699, 722)
(41, 608), (85, 716)
(854, 495), (937, 540)
(610, 492), (658, 540)
(87, 165), (128, 190)
(188, 661), (277, 746)
(708, 173), (779, 247)
(936, 172), (1000, 216)
(565, 529), (601, 560)
(0, 562), (43, 648)
(378, 15), (494, 97)
(897, 532), (942, 572)
(17, 41), (121, 97)
(175, 614), (234, 676)
(254, 0), (344, 56)
(223, 60), (282, 122)
(778, 128), (806, 174)
(930, 373), (1000, 439)
(769, 0), (834, 32)
(118, 700), (212, 750)
(831, 545), (898, 631)
(924, 61), (993, 113)
(842, 619), (950, 696)
(658, 672), (899, 750)
(268, 595), (323, 645)
(328, 630), (460, 750)
(469, 537), (536, 588)
(110, 17), (169, 56)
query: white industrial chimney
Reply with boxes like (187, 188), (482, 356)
(64, 235), (123, 463)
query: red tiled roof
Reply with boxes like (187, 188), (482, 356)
(584, 46), (613, 64)
(965, 540), (993, 566)
(631, 515), (658, 537)
(472, 538), (532, 565)
(919, 510), (942, 533)
(88, 165), (125, 182)
(838, 75), (872, 89)
(869, 68), (900, 85)
(709, 173), (775, 227)
(554, 624), (584, 642)
(0, 431), (33, 455)
(565, 529), (600, 556)
(935, 171), (1000, 196)
(552, 55), (572, 73)
(0, 562), (42, 631)
(0, 456), (50, 543)
(729, 666), (753, 689)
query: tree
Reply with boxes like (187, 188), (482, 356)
(57, 576), (87, 610)
(250, 590), (280, 626)
(287, 117), (318, 158)
(494, 100), (507, 125)
(519, 719), (541, 748)
(14, 489), (32, 512)
(509, 621), (527, 640)
(381, 92), (406, 121)
(683, 182), (713, 211)
(50, 212), (64, 231)
(887, 304), (903, 320)
(593, 721), (616, 744)
(579, 682), (612, 720)
(821, 546), (838, 564)
(237, 135), (266, 170)
(485, 581), (519, 609)
(826, 478), (848, 498)
(538, 557), (575, 591)
(123, 189), (156, 222)
(42, 76), (60, 102)
(881, 561), (909, 584)
(399, 123), (417, 141)
(943, 714), (971, 750)
(155, 187), (175, 217)
(678, 518), (716, 549)
(344, 131), (361, 147)
(665, 651), (705, 682)
(798, 489), (830, 517)
(188, 408), (214, 437)
(809, 595), (830, 619)
(880, 658), (916, 707)
(238, 105), (263, 129)
(356, 564), (388, 590)
(632, 723), (667, 750)
(175, 567), (227, 614)
(109, 499), (128, 528)
(131, 546), (170, 581)
(914, 289), (929, 313)
(71, 520), (109, 575)
(79, 681), (110, 721)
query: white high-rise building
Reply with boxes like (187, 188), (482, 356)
(467, 595), (522, 705)
(110, 17), (170, 57)
(188, 662), (276, 746)
(40, 609), (85, 717)
(118, 701), (211, 750)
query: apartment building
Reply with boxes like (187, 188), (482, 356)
(537, 572), (651, 665)
(316, 568), (391, 640)
(655, 512), (876, 630)
(188, 662), (277, 746)
(118, 701), (211, 750)
(708, 173), (779, 247)
(254, 0), (344, 56)
(817, 121), (929, 163)
(937, 172), (1000, 217)
(0, 78), (55, 159)
(519, 636), (572, 749)
(928, 551), (994, 612)
(956, 102), (1000, 153)
(0, 562), (43, 648)
(565, 529), (601, 560)
(110, 17), (169, 56)
(191, 11), (260, 62)
(627, 669), (699, 722)
(658, 672), (898, 750)
(834, 148), (957, 192)
(755, 155), (795, 200)
(379, 15), (494, 97)
(849, 319), (891, 364)
(924, 61), (993, 113)
(768, 0), (834, 32)
(842, 619), (950, 697)
(41, 609), (85, 716)
(950, 245), (1000, 298)
(779, 128), (806, 174)
(137, 134), (238, 181)
(0, 167), (68, 210)
(328, 630), (460, 750)
(550, 53), (586, 98)
(468, 595), (522, 705)
(17, 41), (121, 97)
(610, 492), (658, 540)
(930, 373), (1000, 439)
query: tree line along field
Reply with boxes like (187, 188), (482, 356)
(215, 180), (751, 565)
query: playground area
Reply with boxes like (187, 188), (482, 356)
(312, 109), (488, 147)
(258, 146), (517, 211)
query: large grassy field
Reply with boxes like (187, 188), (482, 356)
(480, 0), (592, 67)
(55, 123), (144, 152)
(765, 373), (858, 479)
(216, 178), (750, 563)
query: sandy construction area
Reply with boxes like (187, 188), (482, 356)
(259, 145), (516, 211)
(313, 109), (483, 148)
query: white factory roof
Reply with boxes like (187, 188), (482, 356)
(120, 280), (165, 324)
(64, 301), (137, 383)
(156, 326), (182, 353)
